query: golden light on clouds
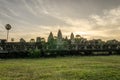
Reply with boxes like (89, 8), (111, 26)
(0, 0), (120, 41)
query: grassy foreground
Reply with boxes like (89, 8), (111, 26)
(0, 56), (120, 80)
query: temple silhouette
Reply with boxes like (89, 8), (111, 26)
(0, 29), (120, 58)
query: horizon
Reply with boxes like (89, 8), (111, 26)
(0, 0), (120, 41)
(1, 29), (119, 42)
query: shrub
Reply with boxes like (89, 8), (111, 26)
(28, 48), (41, 58)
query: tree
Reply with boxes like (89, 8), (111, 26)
(5, 24), (12, 42)
(106, 39), (119, 49)
(11, 38), (14, 42)
(20, 38), (26, 43)
(76, 34), (81, 39)
(30, 39), (35, 43)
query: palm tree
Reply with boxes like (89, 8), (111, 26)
(11, 38), (14, 42)
(5, 24), (12, 42)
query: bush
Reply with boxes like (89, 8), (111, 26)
(28, 48), (41, 58)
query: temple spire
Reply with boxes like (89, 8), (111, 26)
(48, 32), (54, 42)
(70, 32), (74, 40)
(57, 29), (62, 40)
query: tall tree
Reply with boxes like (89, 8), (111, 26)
(5, 24), (12, 42)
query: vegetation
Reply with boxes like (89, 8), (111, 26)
(28, 48), (41, 58)
(0, 56), (120, 80)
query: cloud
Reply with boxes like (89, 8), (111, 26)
(22, 0), (39, 16)
(52, 6), (120, 40)
(0, 0), (120, 41)
(3, 5), (120, 41)
(91, 7), (120, 29)
(89, 7), (120, 40)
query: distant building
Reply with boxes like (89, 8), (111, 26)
(36, 37), (41, 43)
(57, 29), (62, 41)
(65, 36), (68, 40)
(70, 33), (75, 44)
(0, 39), (6, 44)
(57, 29), (63, 49)
(48, 32), (54, 42)
(70, 32), (74, 40)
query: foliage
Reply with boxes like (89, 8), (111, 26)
(28, 48), (41, 58)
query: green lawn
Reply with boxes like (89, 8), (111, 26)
(0, 56), (120, 80)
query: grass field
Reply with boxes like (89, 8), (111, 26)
(0, 56), (120, 80)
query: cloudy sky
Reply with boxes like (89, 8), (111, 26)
(0, 0), (120, 41)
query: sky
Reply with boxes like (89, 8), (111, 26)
(0, 0), (120, 42)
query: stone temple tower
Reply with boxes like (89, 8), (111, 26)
(70, 32), (75, 44)
(57, 29), (63, 49)
(70, 32), (74, 40)
(57, 29), (62, 41)
(48, 32), (54, 42)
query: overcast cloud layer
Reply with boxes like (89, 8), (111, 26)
(0, 0), (120, 41)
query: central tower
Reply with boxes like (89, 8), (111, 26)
(57, 29), (62, 40)
(57, 29), (63, 49)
